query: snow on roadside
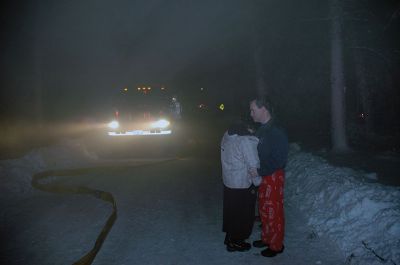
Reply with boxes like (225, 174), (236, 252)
(1, 140), (399, 264)
(286, 144), (400, 265)
(0, 138), (97, 202)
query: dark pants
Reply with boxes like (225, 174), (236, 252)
(222, 185), (257, 241)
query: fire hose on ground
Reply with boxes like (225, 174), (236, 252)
(31, 158), (177, 265)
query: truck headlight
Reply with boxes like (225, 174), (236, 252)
(108, 120), (119, 129)
(151, 119), (170, 129)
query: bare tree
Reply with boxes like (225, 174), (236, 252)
(330, 0), (350, 153)
(347, 0), (400, 141)
(33, 37), (44, 126)
(353, 48), (374, 132)
(32, 4), (44, 126)
(254, 43), (267, 98)
(249, 0), (268, 99)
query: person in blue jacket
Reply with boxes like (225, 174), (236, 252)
(249, 97), (289, 257)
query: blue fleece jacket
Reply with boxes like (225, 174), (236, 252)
(255, 120), (289, 177)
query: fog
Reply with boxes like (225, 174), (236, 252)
(1, 0), (399, 154)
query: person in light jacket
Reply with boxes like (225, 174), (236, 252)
(221, 121), (261, 252)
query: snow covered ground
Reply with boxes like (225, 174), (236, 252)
(286, 145), (400, 265)
(0, 139), (399, 264)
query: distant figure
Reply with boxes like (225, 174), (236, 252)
(221, 121), (261, 252)
(249, 97), (289, 257)
(170, 96), (182, 120)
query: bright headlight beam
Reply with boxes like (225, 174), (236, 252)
(108, 120), (119, 129)
(151, 119), (170, 129)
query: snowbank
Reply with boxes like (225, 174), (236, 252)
(286, 144), (400, 265)
(0, 138), (97, 201)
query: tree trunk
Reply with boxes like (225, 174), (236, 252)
(254, 44), (267, 98)
(330, 0), (350, 153)
(249, 1), (267, 99)
(354, 51), (374, 133)
(32, 6), (44, 126)
(33, 43), (43, 125)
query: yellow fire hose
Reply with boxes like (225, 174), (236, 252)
(31, 158), (177, 264)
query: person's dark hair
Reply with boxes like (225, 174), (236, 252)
(227, 121), (253, 136)
(251, 97), (273, 113)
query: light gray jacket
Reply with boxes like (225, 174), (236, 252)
(221, 132), (261, 189)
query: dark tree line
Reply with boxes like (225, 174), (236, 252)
(344, 0), (400, 148)
(250, 0), (399, 152)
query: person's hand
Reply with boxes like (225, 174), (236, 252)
(249, 168), (261, 186)
(252, 175), (261, 186)
(249, 168), (258, 178)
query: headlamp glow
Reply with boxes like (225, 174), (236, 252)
(108, 120), (120, 129)
(151, 119), (170, 129)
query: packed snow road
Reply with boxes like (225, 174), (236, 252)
(1, 155), (344, 265)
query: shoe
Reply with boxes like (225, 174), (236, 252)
(261, 245), (285, 257)
(223, 234), (231, 245)
(226, 240), (251, 252)
(252, 240), (268, 248)
(223, 234), (234, 245)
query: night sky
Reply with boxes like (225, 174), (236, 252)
(1, 1), (254, 118)
(1, 0), (399, 145)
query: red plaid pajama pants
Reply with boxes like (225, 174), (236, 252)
(258, 169), (285, 251)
